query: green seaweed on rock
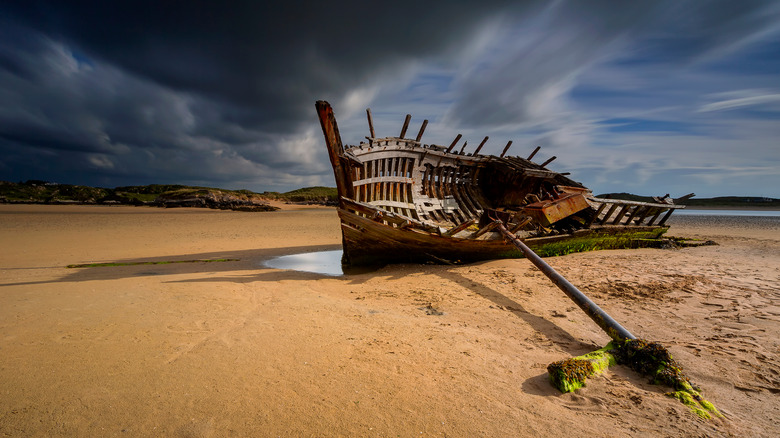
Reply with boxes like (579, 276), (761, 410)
(547, 339), (722, 419)
(547, 343), (617, 392)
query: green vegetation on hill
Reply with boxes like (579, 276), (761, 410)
(0, 180), (110, 203)
(0, 180), (338, 206)
(598, 192), (780, 208)
(278, 186), (338, 203)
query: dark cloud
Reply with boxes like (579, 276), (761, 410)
(0, 0), (537, 188)
(4, 1), (529, 130)
(0, 0), (778, 195)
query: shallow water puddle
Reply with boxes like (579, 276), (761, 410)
(264, 250), (379, 276)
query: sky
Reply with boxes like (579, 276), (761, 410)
(1, 1), (778, 198)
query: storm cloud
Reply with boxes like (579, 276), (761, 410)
(1, 1), (778, 195)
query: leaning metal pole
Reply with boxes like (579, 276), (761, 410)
(496, 222), (636, 341)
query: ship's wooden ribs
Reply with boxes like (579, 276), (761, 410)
(443, 218), (477, 237)
(400, 114), (411, 138)
(540, 156), (557, 168)
(611, 205), (631, 225)
(459, 141), (468, 154)
(587, 197), (685, 209)
(353, 176), (414, 186)
(415, 120), (428, 142)
(586, 202), (607, 227)
(657, 208), (676, 226)
(509, 216), (533, 233)
(421, 164), (431, 196)
(446, 134), (463, 153)
(341, 198), (438, 233)
(369, 200), (416, 210)
(625, 205), (645, 224)
(600, 203), (620, 225)
(366, 108), (376, 138)
(646, 209), (664, 226)
(634, 206), (652, 225)
(468, 167), (491, 211)
(473, 136), (489, 155)
(500, 141), (513, 157)
(527, 146), (541, 161)
(458, 167), (481, 217)
(449, 167), (472, 219)
(343, 149), (363, 165)
(471, 220), (499, 238)
(438, 166), (447, 200)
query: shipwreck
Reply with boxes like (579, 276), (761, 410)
(316, 101), (691, 266)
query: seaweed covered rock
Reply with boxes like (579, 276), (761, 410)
(613, 339), (723, 419)
(547, 339), (722, 420)
(612, 339), (689, 388)
(547, 343), (616, 392)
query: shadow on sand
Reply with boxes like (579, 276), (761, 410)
(4, 244), (608, 395)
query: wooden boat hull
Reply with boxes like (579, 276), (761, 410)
(316, 100), (688, 266)
(339, 208), (668, 266)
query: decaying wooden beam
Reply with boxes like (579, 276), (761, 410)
(400, 114), (411, 138)
(366, 108), (376, 138)
(587, 197), (686, 209)
(471, 220), (500, 238)
(316, 101), (354, 205)
(473, 136), (489, 156)
(459, 141), (468, 154)
(341, 197), (439, 233)
(415, 120), (429, 142)
(509, 216), (533, 233)
(446, 134), (463, 153)
(540, 156), (557, 168)
(443, 218), (477, 237)
(586, 203), (607, 227)
(500, 140), (513, 158)
(657, 208), (676, 226)
(611, 205), (631, 225)
(600, 203), (620, 225)
(527, 146), (541, 161)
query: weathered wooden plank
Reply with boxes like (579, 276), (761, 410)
(415, 120), (429, 142)
(400, 114), (411, 138)
(611, 205), (631, 225)
(500, 140), (513, 158)
(527, 146), (541, 161)
(600, 203), (620, 225)
(366, 108), (376, 138)
(540, 156), (557, 168)
(446, 134), (463, 153)
(353, 176), (414, 186)
(586, 197), (686, 209)
(471, 220), (499, 238)
(443, 218), (477, 237)
(473, 136), (489, 155)
(586, 202), (607, 227)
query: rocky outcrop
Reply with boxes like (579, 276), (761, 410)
(153, 190), (279, 211)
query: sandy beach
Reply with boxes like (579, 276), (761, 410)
(1, 204), (777, 437)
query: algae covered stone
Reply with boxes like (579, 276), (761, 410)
(547, 343), (617, 393)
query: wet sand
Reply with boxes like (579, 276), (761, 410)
(0, 205), (778, 437)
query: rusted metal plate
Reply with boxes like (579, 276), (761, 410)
(523, 193), (590, 227)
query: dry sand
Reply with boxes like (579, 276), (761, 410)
(0, 205), (778, 437)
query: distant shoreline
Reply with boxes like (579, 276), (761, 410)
(682, 205), (780, 211)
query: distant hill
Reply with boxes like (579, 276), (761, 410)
(257, 186), (338, 204)
(4, 181), (774, 210)
(0, 181), (338, 210)
(598, 192), (780, 208)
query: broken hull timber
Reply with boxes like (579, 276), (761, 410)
(316, 101), (688, 266)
